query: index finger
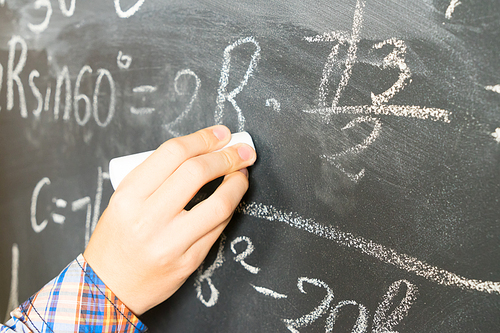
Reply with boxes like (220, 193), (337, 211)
(118, 125), (231, 198)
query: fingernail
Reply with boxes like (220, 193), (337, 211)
(239, 168), (249, 178)
(213, 126), (228, 141)
(238, 145), (254, 161)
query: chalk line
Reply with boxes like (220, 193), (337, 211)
(492, 128), (500, 143)
(303, 104), (451, 123)
(251, 284), (288, 299)
(445, 0), (462, 19)
(237, 202), (500, 295)
(485, 85), (500, 94)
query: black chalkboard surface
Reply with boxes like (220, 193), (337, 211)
(0, 0), (499, 331)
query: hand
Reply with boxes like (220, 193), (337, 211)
(83, 125), (256, 315)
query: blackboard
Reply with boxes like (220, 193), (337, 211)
(0, 0), (499, 331)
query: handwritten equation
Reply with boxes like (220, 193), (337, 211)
(195, 233), (418, 333)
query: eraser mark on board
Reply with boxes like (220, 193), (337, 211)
(109, 132), (255, 190)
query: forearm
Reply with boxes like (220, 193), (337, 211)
(1, 255), (147, 333)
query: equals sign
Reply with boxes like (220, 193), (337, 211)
(131, 85), (158, 115)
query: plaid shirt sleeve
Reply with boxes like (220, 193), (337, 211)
(0, 254), (147, 333)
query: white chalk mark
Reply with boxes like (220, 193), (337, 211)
(491, 128), (500, 143)
(74, 65), (93, 126)
(165, 69), (201, 137)
(371, 38), (412, 105)
(323, 116), (381, 183)
(52, 198), (67, 208)
(114, 0), (145, 18)
(72, 197), (92, 247)
(0, 62), (3, 111)
(90, 168), (108, 242)
(0, 0), (5, 6)
(29, 70), (43, 117)
(251, 284), (288, 299)
(54, 66), (72, 121)
(230, 236), (260, 274)
(215, 36), (261, 132)
(326, 300), (369, 333)
(58, 0), (75, 17)
(283, 277), (335, 332)
(238, 202), (500, 295)
(303, 104), (451, 123)
(51, 213), (66, 224)
(306, 0), (365, 107)
(31, 177), (51, 233)
(133, 85), (157, 93)
(28, 0), (53, 34)
(265, 98), (281, 112)
(445, 0), (462, 19)
(93, 69), (116, 127)
(372, 280), (418, 333)
(4, 244), (19, 323)
(117, 51), (132, 70)
(485, 85), (500, 94)
(195, 234), (226, 307)
(43, 84), (51, 112)
(7, 36), (28, 118)
(131, 107), (155, 115)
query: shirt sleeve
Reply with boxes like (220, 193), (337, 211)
(0, 254), (148, 333)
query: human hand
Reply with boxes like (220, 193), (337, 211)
(83, 125), (256, 315)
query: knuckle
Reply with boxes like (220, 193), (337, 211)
(213, 195), (235, 220)
(183, 158), (207, 180)
(220, 150), (236, 170)
(194, 130), (213, 150)
(161, 140), (188, 160)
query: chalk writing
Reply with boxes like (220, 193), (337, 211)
(492, 128), (500, 143)
(58, 0), (76, 17)
(283, 277), (335, 332)
(195, 234), (226, 307)
(93, 69), (116, 127)
(265, 98), (281, 112)
(251, 285), (288, 299)
(4, 244), (19, 323)
(238, 202), (500, 295)
(74, 65), (93, 125)
(0, 62), (2, 111)
(130, 85), (157, 115)
(372, 280), (418, 333)
(30, 168), (110, 246)
(54, 66), (71, 120)
(31, 177), (51, 233)
(230, 236), (260, 274)
(114, 0), (145, 18)
(485, 85), (500, 94)
(215, 36), (261, 132)
(445, 0), (462, 19)
(322, 116), (381, 183)
(304, 0), (451, 182)
(117, 51), (132, 70)
(165, 69), (201, 137)
(7, 36), (28, 118)
(29, 70), (43, 116)
(325, 300), (368, 333)
(27, 0), (52, 34)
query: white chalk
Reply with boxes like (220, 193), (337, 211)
(109, 131), (255, 190)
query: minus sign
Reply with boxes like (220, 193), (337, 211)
(133, 85), (157, 93)
(251, 284), (288, 299)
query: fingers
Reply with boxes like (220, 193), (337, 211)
(168, 170), (249, 252)
(118, 125), (232, 199)
(145, 144), (256, 222)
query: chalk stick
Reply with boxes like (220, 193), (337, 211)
(109, 132), (255, 190)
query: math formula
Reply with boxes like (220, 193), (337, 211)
(1, 0), (499, 331)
